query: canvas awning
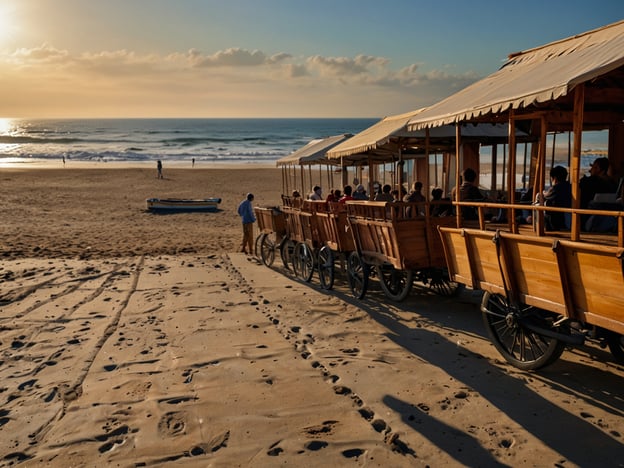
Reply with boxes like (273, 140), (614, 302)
(275, 133), (352, 167)
(326, 109), (427, 160)
(407, 20), (624, 131)
(327, 109), (521, 164)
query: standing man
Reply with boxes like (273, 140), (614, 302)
(157, 160), (163, 179)
(237, 193), (256, 254)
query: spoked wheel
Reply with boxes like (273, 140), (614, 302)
(259, 233), (277, 267)
(254, 233), (264, 258)
(481, 292), (567, 370)
(606, 332), (624, 364)
(280, 238), (295, 271)
(317, 245), (335, 290)
(347, 251), (369, 299)
(421, 268), (462, 297)
(293, 242), (314, 282)
(376, 264), (413, 302)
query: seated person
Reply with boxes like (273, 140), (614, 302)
(339, 185), (354, 203)
(515, 187), (533, 225)
(353, 184), (368, 200)
(451, 168), (485, 220)
(374, 184), (394, 202)
(584, 177), (623, 232)
(580, 157), (618, 209)
(308, 185), (322, 201)
(431, 188), (452, 216)
(404, 181), (426, 202)
(538, 165), (572, 231)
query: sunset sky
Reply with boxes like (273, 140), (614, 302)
(0, 0), (622, 119)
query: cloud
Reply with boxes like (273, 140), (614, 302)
(186, 47), (292, 68)
(306, 54), (389, 77)
(10, 43), (70, 63)
(0, 44), (481, 117)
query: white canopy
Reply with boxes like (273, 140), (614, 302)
(326, 109), (426, 159)
(327, 110), (519, 163)
(407, 20), (624, 130)
(275, 133), (352, 167)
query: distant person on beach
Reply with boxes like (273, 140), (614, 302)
(192, 158), (195, 167)
(157, 160), (163, 179)
(237, 193), (256, 254)
(62, 155), (66, 166)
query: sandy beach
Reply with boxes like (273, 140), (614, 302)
(1, 166), (623, 467)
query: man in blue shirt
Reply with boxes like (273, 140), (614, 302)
(238, 193), (256, 254)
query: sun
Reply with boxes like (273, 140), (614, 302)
(0, 3), (16, 44)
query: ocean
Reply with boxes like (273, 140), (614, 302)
(0, 118), (379, 166)
(0, 118), (608, 174)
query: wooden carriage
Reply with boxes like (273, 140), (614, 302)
(309, 202), (357, 290)
(254, 206), (286, 267)
(406, 20), (624, 368)
(277, 197), (324, 282)
(344, 201), (458, 300)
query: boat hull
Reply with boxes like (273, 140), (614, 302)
(146, 198), (222, 212)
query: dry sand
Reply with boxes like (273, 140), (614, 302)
(0, 166), (623, 467)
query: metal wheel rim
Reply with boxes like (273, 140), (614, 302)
(260, 234), (276, 267)
(317, 246), (335, 290)
(481, 292), (566, 370)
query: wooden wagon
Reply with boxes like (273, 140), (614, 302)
(278, 197), (322, 282)
(312, 201), (357, 290)
(407, 20), (624, 368)
(345, 200), (458, 301)
(254, 206), (287, 267)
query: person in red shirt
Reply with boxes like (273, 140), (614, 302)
(339, 185), (354, 203)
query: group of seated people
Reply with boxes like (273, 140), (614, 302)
(287, 157), (621, 231)
(289, 179), (453, 217)
(529, 157), (621, 232)
(497, 157), (621, 233)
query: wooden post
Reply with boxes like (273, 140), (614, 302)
(536, 117), (547, 236)
(490, 144), (497, 195)
(570, 83), (584, 241)
(508, 111), (517, 232)
(455, 124), (462, 228)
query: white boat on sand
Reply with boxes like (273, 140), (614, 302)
(146, 197), (222, 212)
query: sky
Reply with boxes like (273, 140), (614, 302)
(0, 0), (622, 119)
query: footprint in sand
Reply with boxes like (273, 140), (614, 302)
(157, 411), (187, 437)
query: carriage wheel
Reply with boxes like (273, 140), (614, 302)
(606, 332), (624, 364)
(376, 264), (413, 302)
(254, 233), (264, 257)
(293, 242), (314, 282)
(259, 233), (276, 267)
(317, 246), (335, 290)
(347, 251), (368, 299)
(280, 238), (295, 271)
(424, 268), (462, 297)
(481, 292), (567, 370)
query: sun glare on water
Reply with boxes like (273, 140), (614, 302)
(0, 118), (15, 135)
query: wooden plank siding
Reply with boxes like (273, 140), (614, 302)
(440, 227), (624, 334)
(346, 201), (449, 271)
